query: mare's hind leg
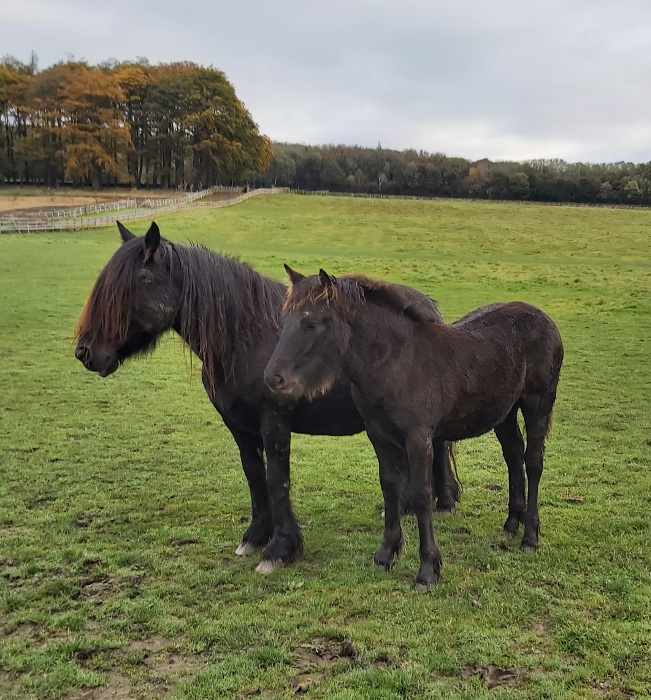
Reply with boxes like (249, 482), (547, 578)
(433, 440), (460, 514)
(402, 441), (458, 514)
(225, 422), (273, 555)
(494, 407), (526, 536)
(367, 433), (405, 571)
(520, 393), (555, 552)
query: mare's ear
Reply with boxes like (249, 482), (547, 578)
(117, 220), (135, 243)
(284, 264), (305, 286)
(143, 222), (161, 262)
(319, 269), (336, 287)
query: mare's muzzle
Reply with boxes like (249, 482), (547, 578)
(75, 340), (119, 377)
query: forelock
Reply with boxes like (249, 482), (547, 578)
(283, 275), (366, 313)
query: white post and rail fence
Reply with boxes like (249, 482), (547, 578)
(0, 187), (286, 233)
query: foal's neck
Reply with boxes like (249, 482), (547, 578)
(343, 304), (412, 382)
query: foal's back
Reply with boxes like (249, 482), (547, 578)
(421, 301), (563, 442)
(452, 301), (563, 389)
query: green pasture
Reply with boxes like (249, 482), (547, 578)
(1, 194), (650, 699)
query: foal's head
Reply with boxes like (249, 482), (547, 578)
(264, 266), (358, 401)
(75, 221), (179, 377)
(265, 266), (443, 401)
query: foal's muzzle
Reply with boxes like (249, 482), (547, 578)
(263, 366), (301, 398)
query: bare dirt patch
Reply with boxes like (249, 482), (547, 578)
(0, 189), (190, 214)
(70, 669), (134, 700)
(294, 637), (358, 671)
(71, 635), (205, 700)
(292, 638), (358, 694)
(0, 196), (117, 214)
(461, 664), (521, 689)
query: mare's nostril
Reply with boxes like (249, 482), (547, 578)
(274, 374), (285, 389)
(75, 346), (87, 361)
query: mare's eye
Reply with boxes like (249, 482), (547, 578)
(305, 321), (319, 331)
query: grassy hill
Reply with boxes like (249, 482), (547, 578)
(1, 194), (650, 699)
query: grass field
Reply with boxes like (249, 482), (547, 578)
(1, 194), (650, 699)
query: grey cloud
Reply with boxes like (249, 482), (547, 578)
(1, 0), (650, 162)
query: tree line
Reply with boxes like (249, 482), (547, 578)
(0, 56), (272, 189)
(2, 54), (650, 205)
(252, 143), (651, 206)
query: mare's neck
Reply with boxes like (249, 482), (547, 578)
(170, 245), (284, 366)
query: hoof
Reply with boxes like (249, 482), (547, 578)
(256, 559), (284, 575)
(436, 508), (455, 517)
(414, 581), (431, 594)
(373, 552), (395, 572)
(235, 542), (257, 556)
(520, 543), (537, 554)
(502, 528), (519, 537)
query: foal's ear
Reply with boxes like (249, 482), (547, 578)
(284, 264), (305, 286)
(117, 220), (135, 243)
(319, 269), (336, 287)
(143, 222), (161, 262)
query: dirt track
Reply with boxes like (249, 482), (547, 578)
(0, 190), (185, 214)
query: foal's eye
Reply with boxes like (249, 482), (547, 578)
(139, 268), (154, 283)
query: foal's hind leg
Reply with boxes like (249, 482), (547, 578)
(494, 407), (526, 536)
(520, 393), (554, 553)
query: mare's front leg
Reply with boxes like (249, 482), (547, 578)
(367, 432), (405, 571)
(256, 413), (303, 573)
(405, 431), (443, 591)
(225, 421), (273, 555)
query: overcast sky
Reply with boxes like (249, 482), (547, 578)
(2, 0), (651, 163)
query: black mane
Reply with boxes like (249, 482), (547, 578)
(172, 243), (286, 389)
(286, 273), (442, 324)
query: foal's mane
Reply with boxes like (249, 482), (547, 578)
(285, 273), (441, 323)
(77, 237), (286, 391)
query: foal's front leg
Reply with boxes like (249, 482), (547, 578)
(405, 431), (443, 591)
(257, 413), (303, 573)
(367, 433), (405, 570)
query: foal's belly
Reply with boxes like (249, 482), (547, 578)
(437, 402), (516, 442)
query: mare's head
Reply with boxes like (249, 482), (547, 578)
(264, 266), (359, 401)
(75, 221), (179, 376)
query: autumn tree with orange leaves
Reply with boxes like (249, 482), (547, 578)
(0, 57), (272, 189)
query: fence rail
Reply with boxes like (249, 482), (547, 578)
(291, 189), (651, 210)
(0, 187), (283, 233)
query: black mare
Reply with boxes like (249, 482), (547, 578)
(265, 268), (564, 590)
(74, 222), (459, 572)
